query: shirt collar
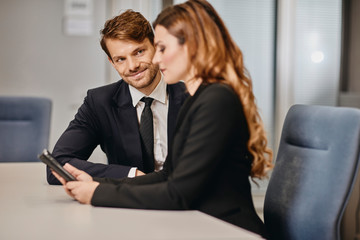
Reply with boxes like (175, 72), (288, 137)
(129, 74), (167, 107)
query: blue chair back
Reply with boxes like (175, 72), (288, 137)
(0, 97), (52, 162)
(264, 104), (360, 240)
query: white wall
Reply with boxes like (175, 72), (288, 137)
(276, 0), (342, 147)
(0, 0), (108, 153)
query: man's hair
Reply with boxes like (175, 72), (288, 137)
(100, 10), (154, 60)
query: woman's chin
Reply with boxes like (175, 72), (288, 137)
(164, 76), (179, 85)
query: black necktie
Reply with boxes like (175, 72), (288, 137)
(139, 97), (155, 173)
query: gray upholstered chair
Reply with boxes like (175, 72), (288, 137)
(0, 96), (52, 162)
(264, 104), (360, 240)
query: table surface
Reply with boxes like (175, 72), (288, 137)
(0, 162), (263, 240)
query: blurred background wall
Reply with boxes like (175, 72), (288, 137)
(0, 0), (108, 160)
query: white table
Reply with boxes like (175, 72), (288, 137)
(0, 162), (264, 240)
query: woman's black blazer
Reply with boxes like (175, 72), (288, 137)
(92, 83), (266, 236)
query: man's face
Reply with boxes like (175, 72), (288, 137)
(106, 38), (160, 94)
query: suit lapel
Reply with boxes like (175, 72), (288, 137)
(167, 84), (207, 171)
(173, 84), (207, 134)
(167, 83), (188, 146)
(109, 81), (188, 172)
(112, 81), (144, 170)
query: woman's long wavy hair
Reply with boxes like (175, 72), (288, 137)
(153, 0), (273, 179)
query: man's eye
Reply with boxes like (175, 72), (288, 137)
(116, 58), (125, 62)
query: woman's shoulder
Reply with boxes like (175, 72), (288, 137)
(190, 83), (242, 116)
(204, 82), (235, 93)
(198, 83), (238, 103)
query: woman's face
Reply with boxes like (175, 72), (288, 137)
(153, 25), (190, 85)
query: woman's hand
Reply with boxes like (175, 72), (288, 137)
(52, 163), (99, 204)
(65, 181), (99, 204)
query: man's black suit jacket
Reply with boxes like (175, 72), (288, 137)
(47, 80), (187, 184)
(90, 84), (266, 236)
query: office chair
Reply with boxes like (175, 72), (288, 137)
(264, 104), (360, 240)
(0, 96), (52, 162)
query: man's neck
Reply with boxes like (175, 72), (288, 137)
(129, 72), (167, 107)
(139, 71), (162, 96)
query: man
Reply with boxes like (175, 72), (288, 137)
(47, 10), (187, 184)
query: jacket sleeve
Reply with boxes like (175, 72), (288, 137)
(47, 92), (131, 185)
(93, 164), (169, 185)
(91, 85), (243, 210)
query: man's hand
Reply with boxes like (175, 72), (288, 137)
(136, 169), (145, 176)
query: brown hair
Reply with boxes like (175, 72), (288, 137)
(153, 0), (273, 179)
(100, 10), (154, 60)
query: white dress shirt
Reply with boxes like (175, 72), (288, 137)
(128, 77), (168, 177)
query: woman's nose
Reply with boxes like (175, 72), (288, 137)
(152, 51), (160, 65)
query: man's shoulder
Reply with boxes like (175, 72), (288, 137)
(168, 81), (186, 92)
(88, 80), (123, 96)
(85, 80), (129, 108)
(168, 82), (188, 101)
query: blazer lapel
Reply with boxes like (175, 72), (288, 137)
(112, 81), (144, 170)
(167, 83), (188, 146)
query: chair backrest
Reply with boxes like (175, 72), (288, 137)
(264, 104), (360, 240)
(0, 97), (52, 162)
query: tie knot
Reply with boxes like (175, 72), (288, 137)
(141, 97), (154, 107)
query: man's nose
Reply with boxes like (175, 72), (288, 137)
(127, 57), (140, 71)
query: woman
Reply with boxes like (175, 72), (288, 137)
(54, 0), (273, 236)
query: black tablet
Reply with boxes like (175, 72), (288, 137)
(38, 149), (76, 182)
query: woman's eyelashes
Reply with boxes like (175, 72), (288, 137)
(157, 45), (165, 53)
